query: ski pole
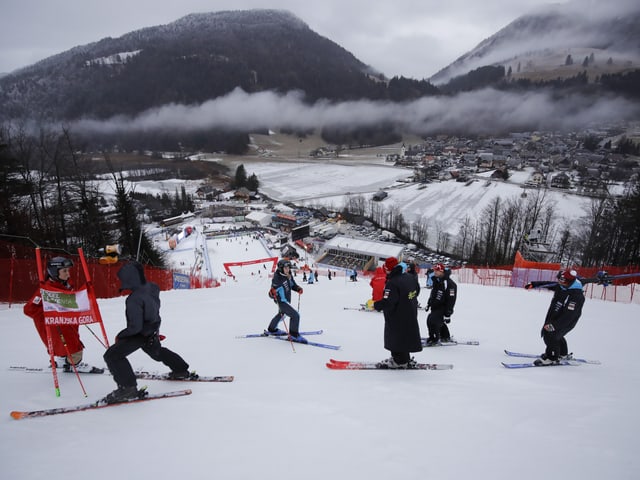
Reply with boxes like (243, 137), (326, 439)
(280, 316), (296, 353)
(84, 324), (108, 348)
(57, 326), (88, 397)
(45, 325), (61, 397)
(37, 248), (62, 396)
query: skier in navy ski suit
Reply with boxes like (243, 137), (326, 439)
(525, 268), (585, 365)
(425, 263), (457, 345)
(267, 259), (304, 341)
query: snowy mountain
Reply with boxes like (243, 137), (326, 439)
(430, 0), (640, 85)
(0, 9), (380, 121)
(2, 232), (638, 480)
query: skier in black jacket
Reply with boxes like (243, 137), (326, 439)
(425, 263), (457, 346)
(103, 262), (191, 403)
(525, 268), (585, 366)
(373, 257), (422, 368)
(266, 259), (305, 342)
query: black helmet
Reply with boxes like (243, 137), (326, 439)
(277, 259), (291, 273)
(47, 257), (73, 281)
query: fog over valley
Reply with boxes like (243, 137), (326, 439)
(71, 87), (640, 136)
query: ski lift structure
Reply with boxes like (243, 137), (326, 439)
(521, 227), (556, 263)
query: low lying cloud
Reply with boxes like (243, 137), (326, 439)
(71, 87), (640, 137)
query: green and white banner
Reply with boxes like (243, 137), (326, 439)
(42, 287), (96, 325)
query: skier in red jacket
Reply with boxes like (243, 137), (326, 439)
(23, 257), (102, 373)
(370, 266), (387, 303)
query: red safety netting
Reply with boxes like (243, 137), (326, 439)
(1, 240), (176, 305)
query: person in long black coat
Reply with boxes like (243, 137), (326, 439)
(373, 257), (423, 368)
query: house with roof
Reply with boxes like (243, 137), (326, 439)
(551, 172), (571, 189)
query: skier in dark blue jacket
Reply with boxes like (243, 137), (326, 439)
(425, 263), (457, 345)
(266, 259), (305, 342)
(525, 268), (585, 366)
(102, 262), (191, 403)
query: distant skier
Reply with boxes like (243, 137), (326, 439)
(425, 263), (457, 345)
(525, 268), (585, 366)
(266, 259), (305, 342)
(102, 262), (191, 403)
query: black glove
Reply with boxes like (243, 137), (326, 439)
(145, 332), (159, 347)
(596, 271), (610, 286)
(444, 316), (451, 324)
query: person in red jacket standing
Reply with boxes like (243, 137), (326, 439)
(370, 266), (386, 301)
(366, 266), (387, 310)
(23, 257), (102, 373)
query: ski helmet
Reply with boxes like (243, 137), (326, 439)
(558, 268), (578, 284)
(46, 257), (73, 281)
(277, 259), (291, 273)
(383, 257), (399, 272)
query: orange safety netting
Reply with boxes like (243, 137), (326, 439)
(1, 240), (179, 304)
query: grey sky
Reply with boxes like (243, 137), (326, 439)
(1, 0), (570, 79)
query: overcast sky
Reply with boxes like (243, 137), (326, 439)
(1, 0), (573, 79)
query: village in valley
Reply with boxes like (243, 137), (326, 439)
(385, 126), (639, 196)
(145, 122), (640, 279)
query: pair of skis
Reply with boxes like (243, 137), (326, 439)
(326, 358), (453, 370)
(237, 329), (341, 350)
(11, 387), (192, 420)
(501, 350), (601, 368)
(9, 365), (234, 383)
(9, 368), (234, 420)
(421, 338), (480, 347)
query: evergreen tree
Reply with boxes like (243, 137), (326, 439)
(246, 173), (260, 191)
(109, 164), (164, 266)
(610, 181), (640, 265)
(233, 164), (247, 189)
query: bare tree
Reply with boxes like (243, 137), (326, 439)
(579, 198), (614, 266)
(411, 216), (429, 246)
(345, 194), (366, 216)
(453, 216), (474, 260)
